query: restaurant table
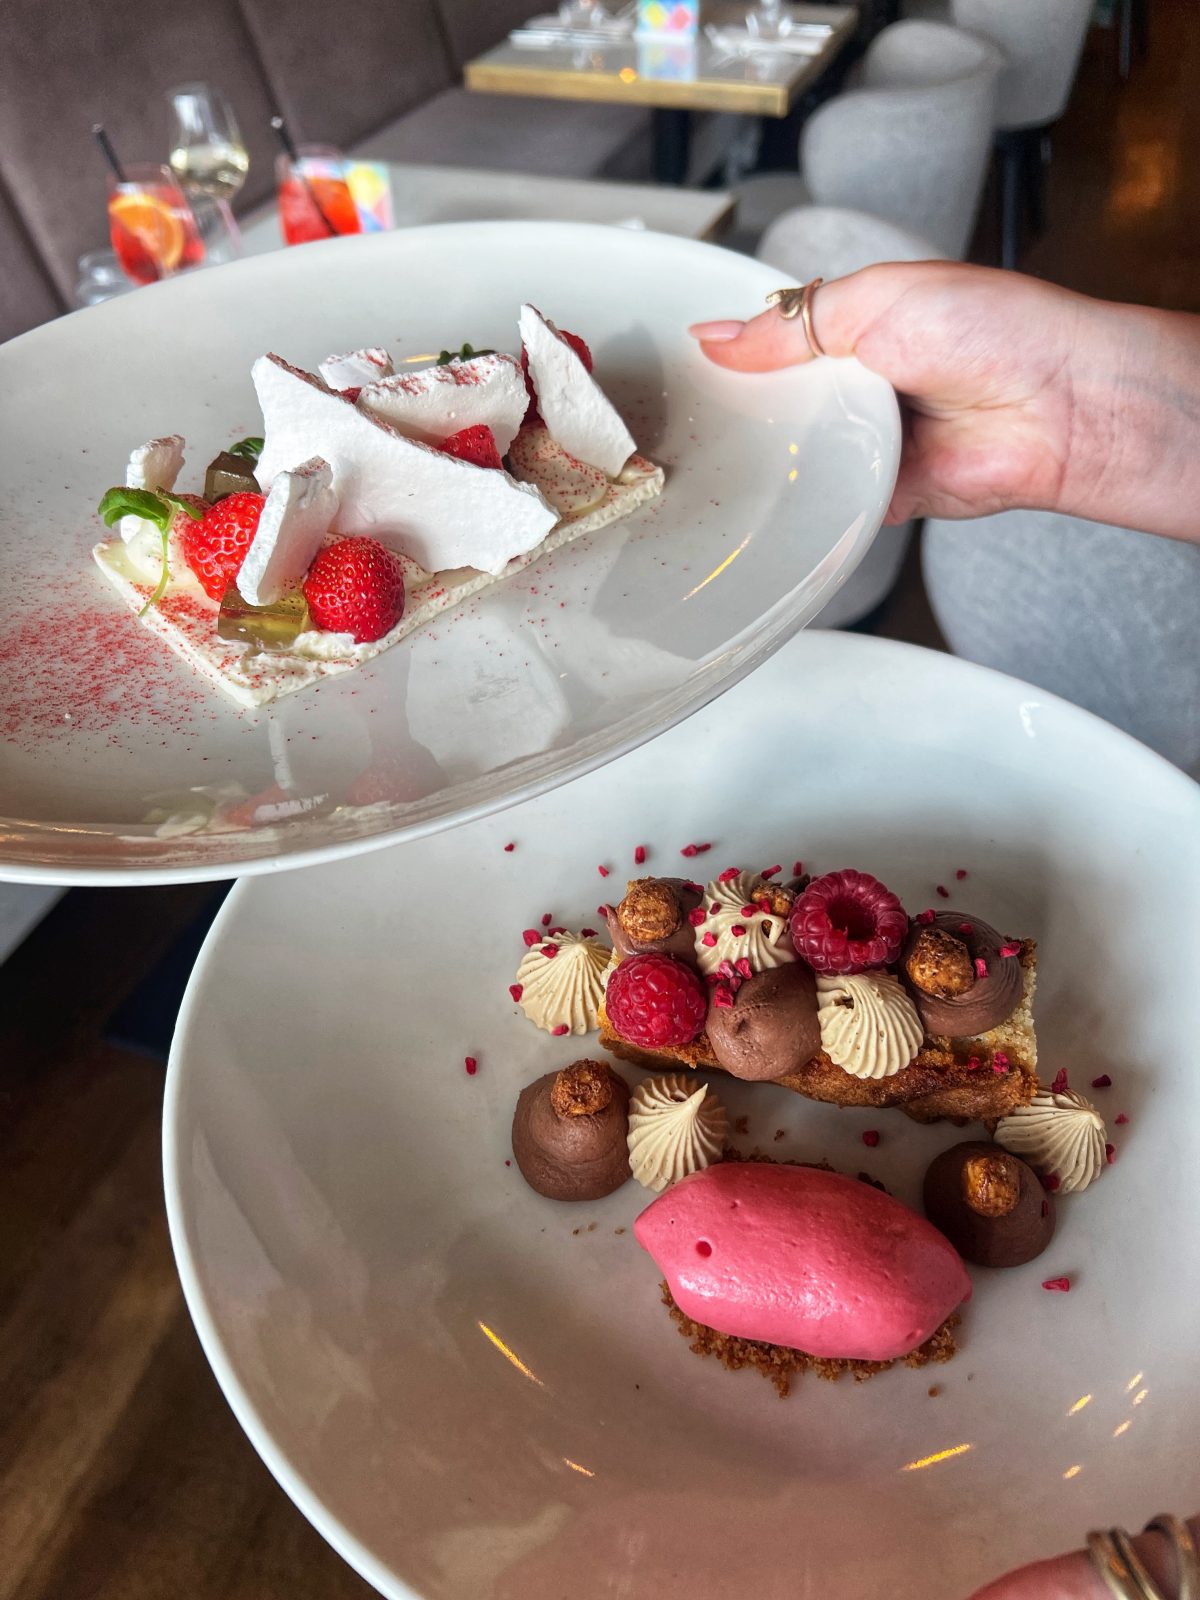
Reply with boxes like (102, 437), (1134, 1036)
(237, 160), (735, 257)
(465, 5), (859, 183)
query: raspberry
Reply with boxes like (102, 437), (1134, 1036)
(438, 424), (503, 470)
(302, 536), (405, 643)
(789, 869), (908, 974)
(181, 491), (264, 601)
(605, 952), (707, 1050)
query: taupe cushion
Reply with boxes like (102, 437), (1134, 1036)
(0, 188), (65, 344)
(0, 0), (281, 300)
(355, 86), (651, 181)
(433, 0), (539, 69)
(237, 0), (454, 152)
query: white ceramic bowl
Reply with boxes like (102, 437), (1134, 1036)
(165, 631), (1200, 1599)
(0, 222), (897, 884)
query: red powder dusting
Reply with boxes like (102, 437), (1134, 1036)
(634, 844), (646, 865)
(1041, 1277), (1070, 1293)
(0, 599), (208, 745)
(862, 1130), (881, 1148)
(464, 1056), (478, 1076)
(1091, 1074), (1113, 1089)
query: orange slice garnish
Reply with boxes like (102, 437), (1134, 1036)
(110, 192), (186, 273)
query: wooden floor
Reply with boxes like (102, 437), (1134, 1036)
(2, 10), (1196, 1596)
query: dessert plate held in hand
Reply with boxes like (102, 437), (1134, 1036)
(165, 630), (1200, 1600)
(0, 221), (898, 885)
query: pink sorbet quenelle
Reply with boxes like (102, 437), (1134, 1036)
(634, 1163), (971, 1362)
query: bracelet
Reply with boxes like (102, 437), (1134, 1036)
(1087, 1516), (1200, 1600)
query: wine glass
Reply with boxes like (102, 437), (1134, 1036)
(167, 83), (249, 255)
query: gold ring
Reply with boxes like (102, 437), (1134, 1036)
(1145, 1516), (1200, 1600)
(766, 279), (826, 358)
(1088, 1528), (1171, 1600)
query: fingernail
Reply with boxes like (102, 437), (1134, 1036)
(687, 320), (744, 343)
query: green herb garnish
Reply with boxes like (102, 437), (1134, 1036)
(97, 487), (203, 615)
(228, 435), (264, 464)
(435, 342), (496, 366)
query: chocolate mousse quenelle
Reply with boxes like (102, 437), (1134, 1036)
(598, 861), (1041, 1125)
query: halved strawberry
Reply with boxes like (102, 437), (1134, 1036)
(302, 536), (405, 643)
(181, 491), (264, 601)
(438, 424), (503, 470)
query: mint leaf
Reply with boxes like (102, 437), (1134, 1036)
(160, 490), (204, 521)
(96, 486), (201, 615)
(436, 342), (495, 366)
(228, 436), (264, 463)
(98, 486), (172, 531)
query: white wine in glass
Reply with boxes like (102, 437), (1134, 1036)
(167, 83), (249, 253)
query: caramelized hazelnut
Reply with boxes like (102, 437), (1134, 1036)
(550, 1060), (614, 1117)
(616, 878), (682, 943)
(905, 927), (975, 999)
(961, 1151), (1021, 1218)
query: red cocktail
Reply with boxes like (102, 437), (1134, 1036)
(108, 164), (206, 286)
(276, 147), (362, 246)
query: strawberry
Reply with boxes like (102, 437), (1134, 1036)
(182, 491), (264, 601)
(438, 424), (503, 470)
(559, 329), (593, 372)
(519, 327), (593, 429)
(302, 536), (405, 643)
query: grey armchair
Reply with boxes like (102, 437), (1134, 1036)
(905, 0), (1096, 266)
(923, 509), (1200, 777)
(733, 20), (1003, 259)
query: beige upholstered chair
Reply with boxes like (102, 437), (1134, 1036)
(733, 21), (1003, 259)
(756, 206), (947, 628)
(904, 0), (1096, 265)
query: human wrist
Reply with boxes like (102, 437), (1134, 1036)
(1059, 298), (1200, 541)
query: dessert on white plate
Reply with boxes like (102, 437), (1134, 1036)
(92, 306), (664, 708)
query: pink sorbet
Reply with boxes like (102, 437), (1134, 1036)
(634, 1163), (971, 1362)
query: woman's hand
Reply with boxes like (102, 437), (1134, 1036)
(689, 262), (1200, 543)
(967, 1515), (1200, 1598)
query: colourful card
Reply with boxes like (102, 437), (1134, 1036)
(637, 0), (700, 36)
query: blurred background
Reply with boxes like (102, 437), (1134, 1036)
(1, 1), (1194, 1594)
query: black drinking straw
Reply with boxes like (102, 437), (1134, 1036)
(270, 114), (338, 238)
(92, 123), (127, 183)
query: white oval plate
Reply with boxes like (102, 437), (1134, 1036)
(0, 221), (897, 885)
(165, 630), (1200, 1600)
